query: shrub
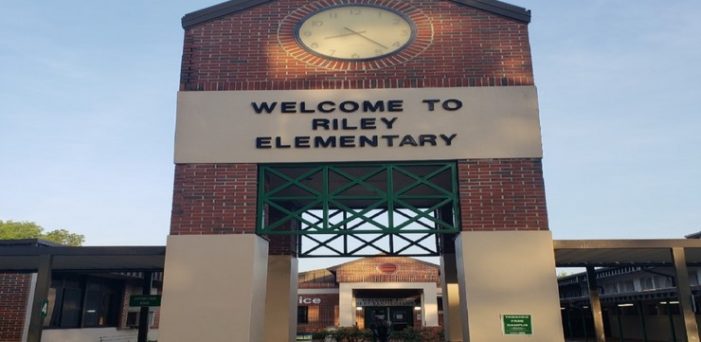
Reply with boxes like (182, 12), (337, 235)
(333, 326), (372, 342)
(391, 326), (444, 342)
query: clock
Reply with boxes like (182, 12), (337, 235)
(295, 5), (415, 60)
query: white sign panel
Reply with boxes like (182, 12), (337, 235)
(175, 86), (542, 163)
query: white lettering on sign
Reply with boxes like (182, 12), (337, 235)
(355, 297), (416, 307)
(298, 296), (322, 305)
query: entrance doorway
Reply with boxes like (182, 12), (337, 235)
(364, 307), (414, 332)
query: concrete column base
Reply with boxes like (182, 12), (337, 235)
(159, 234), (269, 342)
(455, 231), (564, 341)
(441, 253), (462, 341)
(264, 255), (298, 342)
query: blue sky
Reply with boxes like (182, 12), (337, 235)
(1, 1), (700, 270)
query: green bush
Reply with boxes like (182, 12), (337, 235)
(333, 326), (372, 342)
(311, 331), (329, 339)
(391, 326), (444, 342)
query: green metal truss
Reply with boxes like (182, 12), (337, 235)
(257, 162), (460, 257)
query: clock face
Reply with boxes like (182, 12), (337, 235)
(296, 5), (414, 60)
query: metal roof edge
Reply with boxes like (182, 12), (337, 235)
(0, 239), (63, 247)
(448, 0), (531, 23)
(181, 0), (530, 29)
(182, 0), (274, 29)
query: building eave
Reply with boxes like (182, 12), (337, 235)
(181, 0), (274, 29)
(181, 0), (531, 29)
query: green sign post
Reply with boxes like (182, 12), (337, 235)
(129, 295), (161, 307)
(502, 314), (533, 335)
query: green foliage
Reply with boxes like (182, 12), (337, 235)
(0, 220), (84, 246)
(392, 326), (444, 342)
(332, 326), (372, 342)
(311, 331), (329, 339)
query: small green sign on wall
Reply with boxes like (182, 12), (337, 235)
(502, 314), (533, 335)
(129, 295), (161, 307)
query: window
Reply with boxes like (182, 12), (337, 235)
(655, 276), (673, 289)
(126, 310), (155, 328)
(298, 306), (309, 324)
(47, 275), (122, 329)
(619, 280), (635, 293)
(641, 277), (654, 291)
(603, 283), (618, 294)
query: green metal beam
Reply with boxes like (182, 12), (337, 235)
(257, 162), (460, 257)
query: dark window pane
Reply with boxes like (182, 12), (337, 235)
(82, 290), (101, 327)
(298, 306), (309, 324)
(60, 288), (83, 328)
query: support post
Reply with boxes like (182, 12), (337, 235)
(138, 272), (153, 342)
(421, 283), (439, 326)
(263, 255), (298, 342)
(672, 247), (700, 342)
(27, 254), (52, 342)
(586, 266), (606, 342)
(440, 252), (462, 341)
(454, 231), (564, 341)
(339, 284), (354, 326)
(159, 235), (269, 342)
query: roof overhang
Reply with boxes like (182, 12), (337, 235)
(554, 239), (701, 268)
(4, 239), (700, 273)
(0, 246), (166, 273)
(181, 0), (531, 29)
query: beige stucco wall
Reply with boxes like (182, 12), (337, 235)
(264, 255), (298, 342)
(158, 235), (269, 342)
(175, 86), (542, 163)
(455, 231), (564, 341)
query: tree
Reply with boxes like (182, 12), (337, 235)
(0, 220), (85, 246)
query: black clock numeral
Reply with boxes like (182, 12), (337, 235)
(350, 8), (361, 15)
(303, 31), (312, 37)
(401, 29), (409, 36)
(312, 20), (324, 27)
(393, 18), (401, 25)
(328, 12), (338, 19)
(311, 42), (319, 49)
(392, 41), (401, 47)
(351, 53), (360, 59)
(375, 49), (384, 55)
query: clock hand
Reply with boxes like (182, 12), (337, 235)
(343, 27), (388, 49)
(324, 31), (367, 39)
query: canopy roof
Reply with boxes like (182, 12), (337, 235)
(3, 238), (701, 272)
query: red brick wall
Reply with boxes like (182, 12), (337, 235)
(0, 273), (31, 342)
(181, 0), (533, 91)
(458, 158), (548, 231)
(170, 164), (257, 235)
(335, 257), (439, 284)
(297, 293), (339, 333)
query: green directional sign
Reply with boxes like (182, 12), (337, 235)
(502, 314), (533, 335)
(129, 295), (161, 307)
